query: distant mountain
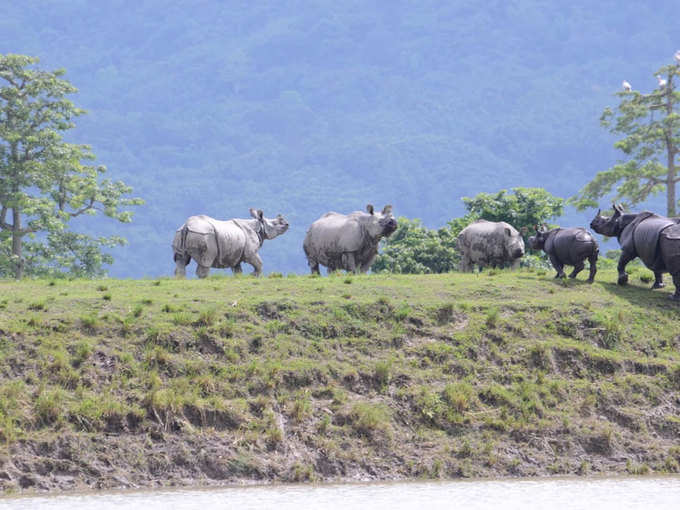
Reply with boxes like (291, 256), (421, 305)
(2, 0), (678, 276)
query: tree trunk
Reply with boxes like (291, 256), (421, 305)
(11, 208), (23, 279)
(665, 75), (677, 217)
(668, 151), (677, 217)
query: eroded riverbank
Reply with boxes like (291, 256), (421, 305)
(1, 272), (679, 493)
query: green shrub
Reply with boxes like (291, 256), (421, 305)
(347, 402), (392, 439)
(172, 312), (193, 326)
(35, 388), (68, 425)
(196, 308), (218, 327)
(80, 314), (99, 330)
(373, 359), (392, 389)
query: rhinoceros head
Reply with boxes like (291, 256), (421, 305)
(528, 224), (549, 250)
(504, 223), (525, 259)
(363, 204), (398, 239)
(590, 204), (623, 237)
(250, 208), (290, 240)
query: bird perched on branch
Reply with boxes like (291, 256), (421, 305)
(622, 80), (632, 91)
(657, 75), (667, 89)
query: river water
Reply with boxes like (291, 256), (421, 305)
(2, 477), (679, 510)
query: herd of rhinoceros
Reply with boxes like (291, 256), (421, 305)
(172, 203), (680, 300)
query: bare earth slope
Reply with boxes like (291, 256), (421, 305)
(0, 269), (679, 493)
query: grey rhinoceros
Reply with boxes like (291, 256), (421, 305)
(590, 203), (680, 299)
(303, 204), (397, 274)
(528, 225), (599, 282)
(457, 219), (525, 271)
(172, 209), (289, 278)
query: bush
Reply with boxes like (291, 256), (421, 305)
(373, 217), (459, 274)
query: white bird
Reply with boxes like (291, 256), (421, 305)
(622, 80), (632, 91)
(657, 75), (667, 89)
(674, 50), (680, 65)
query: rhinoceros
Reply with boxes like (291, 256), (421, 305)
(457, 219), (525, 271)
(172, 209), (289, 278)
(528, 225), (599, 282)
(590, 203), (680, 299)
(303, 204), (397, 274)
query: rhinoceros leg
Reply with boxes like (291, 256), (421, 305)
(232, 263), (242, 275)
(549, 254), (565, 278)
(671, 273), (680, 300)
(308, 260), (320, 275)
(569, 261), (584, 279)
(246, 253), (263, 276)
(342, 252), (358, 273)
(459, 255), (473, 272)
(196, 264), (211, 279)
(616, 251), (635, 285)
(586, 251), (598, 283)
(174, 253), (190, 278)
(652, 271), (665, 289)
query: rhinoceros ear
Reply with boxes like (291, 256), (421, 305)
(250, 208), (264, 220)
(504, 226), (512, 236)
(382, 205), (393, 215)
(366, 204), (374, 215)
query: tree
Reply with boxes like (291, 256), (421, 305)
(0, 54), (142, 278)
(462, 187), (564, 234)
(373, 217), (459, 274)
(571, 58), (680, 216)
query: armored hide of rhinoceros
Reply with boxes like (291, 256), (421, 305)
(590, 203), (680, 299)
(303, 204), (397, 274)
(529, 226), (599, 282)
(172, 209), (289, 278)
(457, 220), (525, 271)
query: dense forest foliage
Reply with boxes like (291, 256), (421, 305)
(1, 1), (679, 276)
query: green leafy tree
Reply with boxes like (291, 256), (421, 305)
(462, 187), (564, 234)
(571, 59), (680, 216)
(0, 54), (142, 278)
(373, 217), (459, 274)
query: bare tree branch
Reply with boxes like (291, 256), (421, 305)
(67, 196), (96, 217)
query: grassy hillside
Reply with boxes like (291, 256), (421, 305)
(1, 269), (680, 492)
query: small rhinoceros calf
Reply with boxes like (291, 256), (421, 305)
(457, 220), (525, 271)
(528, 225), (599, 282)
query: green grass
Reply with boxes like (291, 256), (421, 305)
(0, 269), (679, 482)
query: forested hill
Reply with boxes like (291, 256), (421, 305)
(2, 1), (679, 276)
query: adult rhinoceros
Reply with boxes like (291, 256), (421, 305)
(303, 204), (397, 274)
(457, 219), (525, 271)
(172, 209), (289, 278)
(590, 203), (680, 299)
